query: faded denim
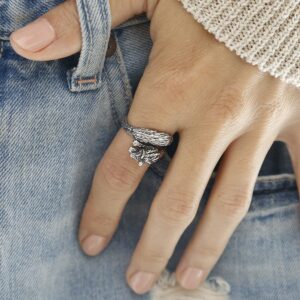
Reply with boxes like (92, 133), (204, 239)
(0, 1), (300, 299)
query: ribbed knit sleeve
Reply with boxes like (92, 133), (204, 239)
(179, 0), (300, 88)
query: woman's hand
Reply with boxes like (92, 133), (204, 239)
(10, 0), (300, 294)
(9, 0), (155, 60)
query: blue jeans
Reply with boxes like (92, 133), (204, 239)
(0, 1), (300, 299)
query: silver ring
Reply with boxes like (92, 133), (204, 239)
(121, 118), (173, 166)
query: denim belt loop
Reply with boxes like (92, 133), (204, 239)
(67, 0), (111, 92)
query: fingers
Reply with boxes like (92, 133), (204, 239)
(9, 0), (148, 61)
(175, 131), (274, 289)
(125, 132), (232, 294)
(78, 129), (149, 256)
(10, 0), (81, 60)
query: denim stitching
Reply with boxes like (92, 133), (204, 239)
(99, 0), (110, 76)
(74, 74), (99, 87)
(150, 165), (297, 194)
(76, 77), (97, 85)
(256, 173), (295, 182)
(253, 186), (298, 196)
(67, 0), (109, 92)
(102, 65), (123, 131)
(248, 202), (299, 218)
(101, 33), (133, 129)
(112, 34), (133, 127)
(80, 0), (93, 77)
(70, 0), (94, 90)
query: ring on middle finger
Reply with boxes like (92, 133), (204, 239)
(121, 117), (173, 166)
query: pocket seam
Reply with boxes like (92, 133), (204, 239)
(105, 32), (133, 130)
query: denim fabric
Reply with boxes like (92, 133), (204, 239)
(67, 0), (111, 92)
(0, 1), (300, 299)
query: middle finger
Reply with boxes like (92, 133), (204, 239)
(126, 130), (233, 294)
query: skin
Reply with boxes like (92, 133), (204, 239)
(10, 0), (300, 294)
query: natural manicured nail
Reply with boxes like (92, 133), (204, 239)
(81, 234), (106, 256)
(11, 18), (55, 52)
(129, 271), (156, 294)
(179, 267), (204, 289)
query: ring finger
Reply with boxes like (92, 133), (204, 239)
(125, 129), (234, 294)
(175, 131), (275, 289)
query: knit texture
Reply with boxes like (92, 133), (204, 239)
(179, 0), (300, 88)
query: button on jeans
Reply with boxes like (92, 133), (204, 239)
(0, 1), (300, 299)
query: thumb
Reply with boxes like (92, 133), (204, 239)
(9, 0), (147, 61)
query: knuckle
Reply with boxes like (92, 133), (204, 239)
(215, 187), (251, 219)
(101, 157), (138, 191)
(235, 157), (257, 175)
(61, 0), (79, 25)
(209, 85), (244, 125)
(138, 57), (204, 122)
(154, 190), (198, 225)
(195, 245), (222, 261)
(257, 99), (285, 126)
(50, 0), (80, 30)
(248, 123), (278, 147)
(147, 65), (190, 98)
(143, 249), (168, 265)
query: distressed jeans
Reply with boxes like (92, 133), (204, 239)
(0, 1), (300, 299)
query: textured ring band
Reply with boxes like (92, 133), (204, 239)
(121, 117), (173, 166)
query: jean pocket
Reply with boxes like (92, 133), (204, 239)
(248, 174), (299, 213)
(67, 0), (111, 92)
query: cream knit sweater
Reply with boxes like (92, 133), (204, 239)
(179, 0), (300, 88)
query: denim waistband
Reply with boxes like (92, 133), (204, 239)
(0, 0), (149, 39)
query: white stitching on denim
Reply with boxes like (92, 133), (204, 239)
(256, 173), (295, 182)
(69, 0), (111, 90)
(81, 0), (93, 76)
(76, 77), (97, 85)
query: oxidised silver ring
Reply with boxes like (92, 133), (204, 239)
(121, 117), (173, 166)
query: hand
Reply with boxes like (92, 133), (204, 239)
(9, 0), (156, 60)
(10, 0), (300, 295)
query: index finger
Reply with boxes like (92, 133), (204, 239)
(78, 129), (149, 256)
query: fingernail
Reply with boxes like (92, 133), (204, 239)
(11, 18), (55, 52)
(81, 235), (106, 256)
(129, 271), (156, 294)
(179, 267), (204, 289)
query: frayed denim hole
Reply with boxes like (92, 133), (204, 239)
(150, 269), (231, 300)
